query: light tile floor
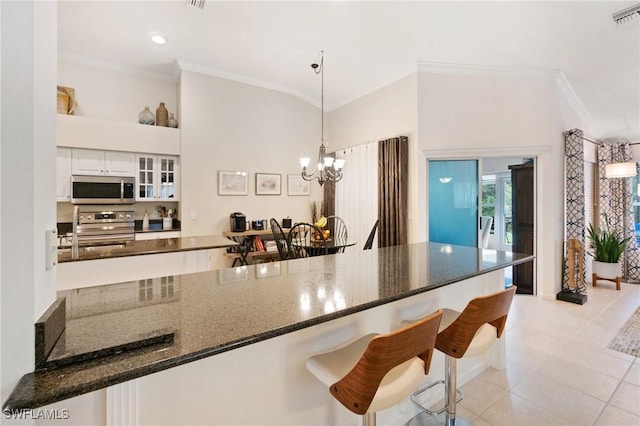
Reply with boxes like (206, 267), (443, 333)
(403, 282), (640, 426)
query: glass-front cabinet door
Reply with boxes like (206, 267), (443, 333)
(136, 154), (179, 201)
(137, 155), (155, 200)
(159, 156), (177, 200)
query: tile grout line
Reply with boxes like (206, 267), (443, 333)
(592, 358), (637, 425)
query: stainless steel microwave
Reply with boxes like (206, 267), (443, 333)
(71, 175), (135, 205)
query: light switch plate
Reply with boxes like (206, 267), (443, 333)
(190, 211), (197, 220)
(46, 229), (57, 270)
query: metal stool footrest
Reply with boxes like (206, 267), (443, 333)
(410, 379), (463, 415)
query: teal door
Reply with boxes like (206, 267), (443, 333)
(429, 160), (479, 247)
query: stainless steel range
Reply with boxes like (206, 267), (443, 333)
(76, 209), (135, 246)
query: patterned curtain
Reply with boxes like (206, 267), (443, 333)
(378, 136), (408, 247)
(563, 129), (587, 293)
(597, 140), (640, 281)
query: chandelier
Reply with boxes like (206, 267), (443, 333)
(300, 51), (345, 186)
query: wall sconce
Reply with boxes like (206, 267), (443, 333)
(605, 162), (637, 178)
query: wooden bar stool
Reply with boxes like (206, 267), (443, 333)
(409, 286), (517, 426)
(306, 309), (443, 426)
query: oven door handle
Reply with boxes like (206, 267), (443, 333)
(120, 179), (124, 201)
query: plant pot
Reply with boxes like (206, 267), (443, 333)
(592, 260), (622, 279)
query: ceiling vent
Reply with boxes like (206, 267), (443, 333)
(612, 3), (640, 24)
(186, 0), (205, 9)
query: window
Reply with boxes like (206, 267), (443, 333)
(482, 173), (512, 248)
(481, 176), (496, 232)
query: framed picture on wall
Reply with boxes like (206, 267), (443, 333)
(218, 171), (248, 195)
(287, 174), (310, 196)
(255, 173), (281, 195)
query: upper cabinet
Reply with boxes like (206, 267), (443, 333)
(56, 147), (72, 201)
(57, 115), (180, 155)
(72, 148), (135, 177)
(136, 154), (179, 201)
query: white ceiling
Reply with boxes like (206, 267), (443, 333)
(58, 1), (640, 140)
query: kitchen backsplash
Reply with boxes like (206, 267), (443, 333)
(56, 201), (180, 223)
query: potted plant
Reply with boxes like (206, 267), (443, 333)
(586, 213), (631, 279)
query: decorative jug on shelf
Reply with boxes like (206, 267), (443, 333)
(138, 106), (155, 125)
(156, 102), (169, 127)
(168, 113), (178, 128)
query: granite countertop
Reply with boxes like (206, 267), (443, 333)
(4, 242), (533, 410)
(58, 235), (238, 263)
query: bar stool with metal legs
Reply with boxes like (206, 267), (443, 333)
(306, 309), (443, 426)
(409, 286), (517, 426)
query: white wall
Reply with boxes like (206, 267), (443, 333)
(417, 69), (574, 299)
(482, 157), (525, 175)
(330, 66), (586, 299)
(329, 74), (423, 242)
(328, 67), (577, 298)
(1, 0), (57, 415)
(179, 70), (323, 269)
(57, 60), (178, 124)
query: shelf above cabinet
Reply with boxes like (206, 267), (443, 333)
(57, 114), (180, 155)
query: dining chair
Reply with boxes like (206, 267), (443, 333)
(269, 218), (291, 260)
(326, 215), (348, 253)
(363, 220), (379, 250)
(287, 222), (328, 258)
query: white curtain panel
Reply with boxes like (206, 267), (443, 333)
(335, 142), (378, 250)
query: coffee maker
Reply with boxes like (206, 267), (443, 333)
(229, 212), (246, 232)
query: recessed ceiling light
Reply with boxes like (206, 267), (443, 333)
(151, 35), (166, 45)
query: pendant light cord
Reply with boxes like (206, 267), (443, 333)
(313, 51), (324, 146)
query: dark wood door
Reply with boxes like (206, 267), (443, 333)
(510, 163), (534, 294)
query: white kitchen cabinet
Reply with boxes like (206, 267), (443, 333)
(136, 154), (179, 201)
(135, 231), (181, 241)
(56, 147), (72, 201)
(72, 148), (135, 177)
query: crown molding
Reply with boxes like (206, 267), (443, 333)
(330, 63), (419, 111)
(554, 70), (592, 125)
(176, 60), (319, 108)
(417, 61), (560, 80)
(58, 52), (179, 83)
(417, 61), (593, 137)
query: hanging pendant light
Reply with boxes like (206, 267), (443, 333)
(300, 51), (345, 186)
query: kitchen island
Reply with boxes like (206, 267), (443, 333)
(57, 235), (237, 289)
(5, 242), (533, 425)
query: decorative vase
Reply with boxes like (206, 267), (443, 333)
(138, 106), (155, 125)
(592, 260), (622, 279)
(156, 102), (168, 127)
(168, 113), (178, 128)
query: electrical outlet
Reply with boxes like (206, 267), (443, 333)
(152, 210), (159, 218)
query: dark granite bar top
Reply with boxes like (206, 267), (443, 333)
(58, 235), (237, 263)
(3, 242), (533, 410)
